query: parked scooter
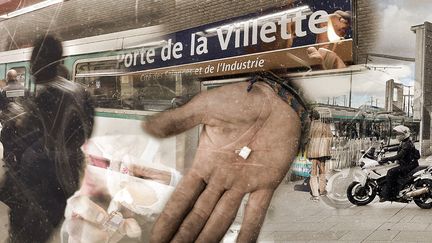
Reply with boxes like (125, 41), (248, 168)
(347, 146), (432, 209)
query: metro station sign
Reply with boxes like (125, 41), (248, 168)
(117, 0), (353, 76)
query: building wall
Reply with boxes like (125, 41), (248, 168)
(413, 22), (432, 156)
(354, 0), (379, 64)
(421, 21), (432, 156)
(164, 0), (293, 33)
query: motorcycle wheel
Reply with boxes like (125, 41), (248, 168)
(347, 181), (376, 206)
(414, 179), (432, 209)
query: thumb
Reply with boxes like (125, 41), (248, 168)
(121, 218), (142, 239)
(103, 218), (141, 243)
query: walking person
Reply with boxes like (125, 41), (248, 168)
(0, 34), (94, 243)
(307, 110), (332, 201)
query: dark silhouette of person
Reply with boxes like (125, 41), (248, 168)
(57, 64), (71, 80)
(0, 69), (28, 166)
(379, 125), (418, 201)
(3, 69), (25, 94)
(0, 34), (95, 243)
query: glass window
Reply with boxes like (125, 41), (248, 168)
(75, 61), (200, 111)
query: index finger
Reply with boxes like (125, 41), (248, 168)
(66, 195), (109, 225)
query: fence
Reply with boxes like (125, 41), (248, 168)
(327, 137), (380, 170)
(286, 137), (379, 182)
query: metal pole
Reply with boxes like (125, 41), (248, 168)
(349, 71), (352, 108)
(408, 86), (411, 117)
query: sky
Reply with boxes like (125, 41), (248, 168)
(294, 68), (390, 108)
(368, 0), (432, 86)
(300, 0), (432, 109)
(374, 0), (432, 58)
(365, 0), (432, 109)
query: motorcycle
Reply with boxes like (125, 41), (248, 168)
(346, 145), (432, 209)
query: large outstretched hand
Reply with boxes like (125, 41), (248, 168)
(144, 82), (301, 243)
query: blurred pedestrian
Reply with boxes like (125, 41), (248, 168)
(307, 110), (332, 201)
(0, 69), (28, 165)
(4, 69), (24, 89)
(0, 34), (94, 243)
(0, 69), (27, 110)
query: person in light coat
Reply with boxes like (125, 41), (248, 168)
(307, 110), (332, 201)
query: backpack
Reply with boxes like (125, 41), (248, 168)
(412, 147), (421, 161)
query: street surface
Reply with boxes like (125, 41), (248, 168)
(0, 155), (431, 242)
(258, 180), (432, 242)
(256, 156), (432, 242)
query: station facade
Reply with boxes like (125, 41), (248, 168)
(0, 0), (418, 171)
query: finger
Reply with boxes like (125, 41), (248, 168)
(195, 189), (245, 243)
(237, 189), (274, 243)
(121, 218), (142, 239)
(150, 170), (206, 243)
(128, 164), (171, 185)
(66, 195), (109, 225)
(142, 92), (207, 138)
(172, 185), (225, 243)
(65, 218), (109, 243)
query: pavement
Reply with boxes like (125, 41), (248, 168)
(0, 156), (432, 242)
(255, 155), (432, 242)
(258, 181), (432, 242)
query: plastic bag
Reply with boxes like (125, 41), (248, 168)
(291, 153), (312, 177)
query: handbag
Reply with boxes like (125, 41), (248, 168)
(291, 152), (312, 177)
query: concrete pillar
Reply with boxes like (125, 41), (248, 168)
(385, 79), (404, 113)
(412, 22), (432, 156)
(385, 79), (394, 112)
